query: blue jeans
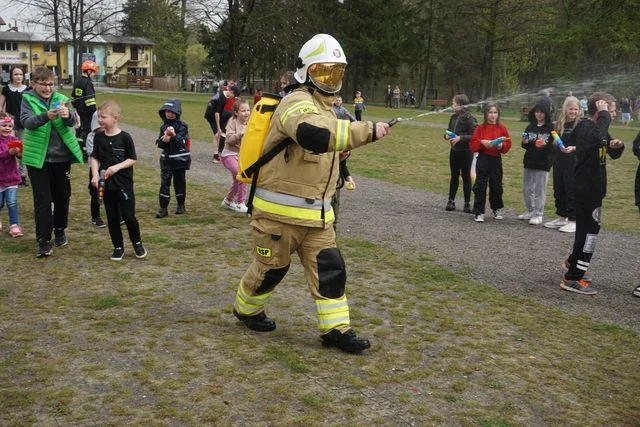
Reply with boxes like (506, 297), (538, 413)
(0, 187), (19, 225)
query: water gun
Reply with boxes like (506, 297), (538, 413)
(522, 131), (529, 139)
(550, 131), (565, 149)
(98, 170), (106, 204)
(8, 139), (23, 156)
(445, 130), (458, 140)
(489, 136), (510, 146)
(52, 100), (61, 110)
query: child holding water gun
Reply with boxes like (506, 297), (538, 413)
(0, 112), (24, 237)
(444, 94), (477, 213)
(517, 101), (555, 225)
(544, 96), (582, 232)
(90, 101), (146, 261)
(469, 102), (511, 222)
(220, 100), (250, 213)
(560, 92), (624, 295)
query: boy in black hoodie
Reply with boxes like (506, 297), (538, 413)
(561, 92), (624, 295)
(155, 99), (191, 218)
(517, 101), (556, 225)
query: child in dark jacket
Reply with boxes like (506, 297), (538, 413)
(444, 94), (477, 213)
(517, 101), (556, 225)
(561, 92), (624, 296)
(155, 99), (191, 218)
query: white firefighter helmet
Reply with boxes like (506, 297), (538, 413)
(294, 33), (347, 94)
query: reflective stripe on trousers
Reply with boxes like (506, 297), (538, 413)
(234, 279), (274, 316)
(316, 295), (350, 331)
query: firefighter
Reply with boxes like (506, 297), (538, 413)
(232, 34), (391, 353)
(72, 60), (98, 141)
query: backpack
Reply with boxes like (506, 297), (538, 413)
(236, 92), (292, 214)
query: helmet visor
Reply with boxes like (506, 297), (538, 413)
(308, 62), (345, 93)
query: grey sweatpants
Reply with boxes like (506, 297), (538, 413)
(522, 168), (549, 216)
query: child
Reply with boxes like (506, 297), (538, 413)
(220, 100), (250, 213)
(560, 92), (624, 295)
(155, 99), (191, 218)
(0, 66), (28, 185)
(85, 111), (106, 227)
(353, 90), (365, 121)
(517, 101), (555, 225)
(544, 96), (582, 232)
(90, 101), (146, 261)
(469, 103), (511, 222)
(444, 94), (477, 213)
(21, 66), (82, 257)
(0, 113), (24, 237)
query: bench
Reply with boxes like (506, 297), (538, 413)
(428, 99), (448, 110)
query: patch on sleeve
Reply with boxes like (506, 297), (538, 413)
(256, 246), (272, 258)
(583, 234), (597, 254)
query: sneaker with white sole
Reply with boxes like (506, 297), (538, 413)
(632, 285), (640, 298)
(110, 247), (124, 261)
(9, 224), (24, 237)
(544, 217), (568, 228)
(517, 211), (534, 220)
(558, 221), (576, 233)
(474, 214), (485, 222)
(234, 203), (248, 214)
(560, 278), (597, 295)
(133, 241), (147, 259)
(529, 216), (543, 225)
(493, 209), (504, 220)
(221, 198), (236, 211)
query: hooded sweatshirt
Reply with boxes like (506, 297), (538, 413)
(522, 101), (556, 171)
(156, 99), (191, 170)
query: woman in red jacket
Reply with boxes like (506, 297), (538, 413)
(470, 103), (511, 222)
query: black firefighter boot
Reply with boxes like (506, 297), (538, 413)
(321, 329), (371, 353)
(156, 207), (168, 218)
(233, 309), (276, 332)
(175, 195), (185, 214)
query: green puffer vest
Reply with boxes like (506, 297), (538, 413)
(22, 92), (84, 168)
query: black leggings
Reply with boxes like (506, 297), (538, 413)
(159, 169), (186, 208)
(27, 162), (71, 241)
(448, 149), (473, 203)
(104, 187), (141, 248)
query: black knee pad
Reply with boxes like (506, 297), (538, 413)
(256, 264), (290, 294)
(317, 248), (346, 298)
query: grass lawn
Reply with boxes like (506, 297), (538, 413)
(1, 88), (635, 424)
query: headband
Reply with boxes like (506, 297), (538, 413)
(1, 116), (14, 126)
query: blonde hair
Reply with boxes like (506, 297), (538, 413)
(555, 96), (580, 133)
(98, 100), (121, 118)
(233, 100), (249, 117)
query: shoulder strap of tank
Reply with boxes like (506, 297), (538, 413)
(245, 137), (293, 215)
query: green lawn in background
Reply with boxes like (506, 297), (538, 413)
(89, 88), (640, 234)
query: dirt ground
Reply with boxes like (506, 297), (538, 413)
(127, 124), (640, 335)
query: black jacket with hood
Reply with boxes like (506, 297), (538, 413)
(522, 101), (556, 171)
(446, 110), (477, 152)
(156, 99), (191, 170)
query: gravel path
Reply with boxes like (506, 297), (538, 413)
(124, 123), (640, 335)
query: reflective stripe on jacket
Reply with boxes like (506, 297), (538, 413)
(253, 86), (375, 228)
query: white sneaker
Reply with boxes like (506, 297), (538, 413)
(529, 216), (543, 225)
(544, 217), (568, 228)
(558, 221), (576, 233)
(234, 203), (248, 213)
(517, 211), (534, 220)
(493, 209), (504, 220)
(474, 214), (485, 222)
(221, 198), (236, 211)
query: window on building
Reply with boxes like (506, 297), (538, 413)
(0, 42), (18, 51)
(44, 43), (58, 53)
(82, 45), (94, 54)
(112, 44), (125, 53)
